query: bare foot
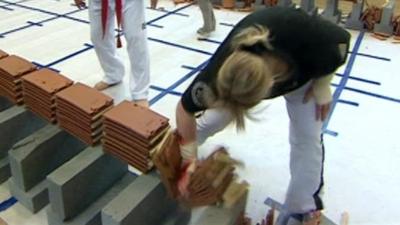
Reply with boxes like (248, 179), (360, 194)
(94, 81), (119, 91)
(133, 99), (149, 108)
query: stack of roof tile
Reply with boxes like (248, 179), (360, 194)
(103, 100), (170, 173)
(0, 50), (8, 59)
(55, 83), (113, 145)
(0, 55), (37, 104)
(22, 68), (73, 123)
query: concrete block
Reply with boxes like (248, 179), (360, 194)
(9, 124), (86, 191)
(46, 173), (136, 225)
(9, 177), (48, 213)
(322, 0), (342, 24)
(188, 191), (248, 225)
(374, 0), (395, 35)
(345, 0), (365, 30)
(0, 156), (11, 184)
(0, 106), (47, 158)
(101, 171), (178, 225)
(47, 146), (128, 221)
(0, 96), (13, 112)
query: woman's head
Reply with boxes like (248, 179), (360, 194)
(215, 25), (288, 130)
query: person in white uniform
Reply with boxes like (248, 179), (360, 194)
(175, 7), (350, 225)
(74, 0), (150, 107)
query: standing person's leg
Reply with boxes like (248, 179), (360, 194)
(122, 0), (150, 105)
(89, 0), (125, 89)
(196, 108), (234, 145)
(197, 0), (216, 37)
(278, 83), (325, 225)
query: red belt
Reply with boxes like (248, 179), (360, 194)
(101, 0), (123, 48)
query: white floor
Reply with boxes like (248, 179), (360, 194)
(0, 0), (399, 225)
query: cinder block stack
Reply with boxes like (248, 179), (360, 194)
(22, 68), (73, 123)
(0, 49), (8, 59)
(55, 83), (113, 145)
(0, 55), (37, 104)
(103, 100), (170, 173)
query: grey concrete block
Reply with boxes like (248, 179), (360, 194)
(0, 106), (47, 158)
(374, 0), (395, 35)
(0, 156), (11, 184)
(188, 191), (248, 225)
(9, 124), (86, 191)
(101, 171), (178, 225)
(322, 0), (342, 24)
(0, 96), (13, 112)
(46, 173), (136, 225)
(9, 177), (49, 213)
(47, 146), (128, 221)
(345, 0), (365, 30)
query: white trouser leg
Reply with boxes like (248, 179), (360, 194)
(196, 108), (234, 145)
(122, 0), (150, 100)
(89, 0), (125, 84)
(283, 82), (325, 215)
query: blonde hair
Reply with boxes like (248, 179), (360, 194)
(214, 25), (288, 130)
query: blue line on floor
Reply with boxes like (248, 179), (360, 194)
(338, 99), (359, 107)
(331, 83), (400, 104)
(0, 197), (17, 212)
(26, 21), (43, 26)
(43, 43), (94, 68)
(147, 23), (163, 28)
(0, 24), (35, 37)
(150, 85), (182, 96)
(219, 22), (235, 27)
(349, 51), (391, 62)
(335, 73), (381, 86)
(150, 60), (209, 105)
(146, 2), (194, 25)
(198, 38), (222, 44)
(181, 65), (197, 70)
(323, 129), (339, 137)
(148, 37), (213, 55)
(0, 5), (13, 10)
(32, 61), (61, 72)
(146, 7), (189, 17)
(323, 32), (365, 131)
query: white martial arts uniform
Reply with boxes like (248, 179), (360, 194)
(89, 0), (150, 100)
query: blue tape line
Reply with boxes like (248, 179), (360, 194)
(150, 85), (182, 96)
(219, 22), (235, 27)
(0, 0), (59, 16)
(323, 129), (339, 137)
(338, 99), (359, 107)
(148, 37), (213, 55)
(147, 23), (163, 28)
(181, 65), (197, 70)
(146, 7), (189, 17)
(0, 197), (17, 212)
(32, 62), (61, 73)
(26, 21), (43, 26)
(147, 2), (194, 25)
(323, 32), (365, 131)
(0, 24), (34, 37)
(44, 43), (94, 68)
(198, 38), (222, 44)
(331, 83), (400, 104)
(335, 73), (381, 86)
(349, 51), (391, 62)
(0, 5), (13, 10)
(150, 60), (209, 105)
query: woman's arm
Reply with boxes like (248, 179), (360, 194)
(176, 100), (198, 160)
(303, 73), (334, 121)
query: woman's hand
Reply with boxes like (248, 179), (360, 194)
(74, 0), (86, 9)
(303, 86), (331, 121)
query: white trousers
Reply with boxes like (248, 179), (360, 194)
(89, 0), (150, 100)
(196, 83), (325, 215)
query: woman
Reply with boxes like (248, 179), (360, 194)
(175, 6), (350, 225)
